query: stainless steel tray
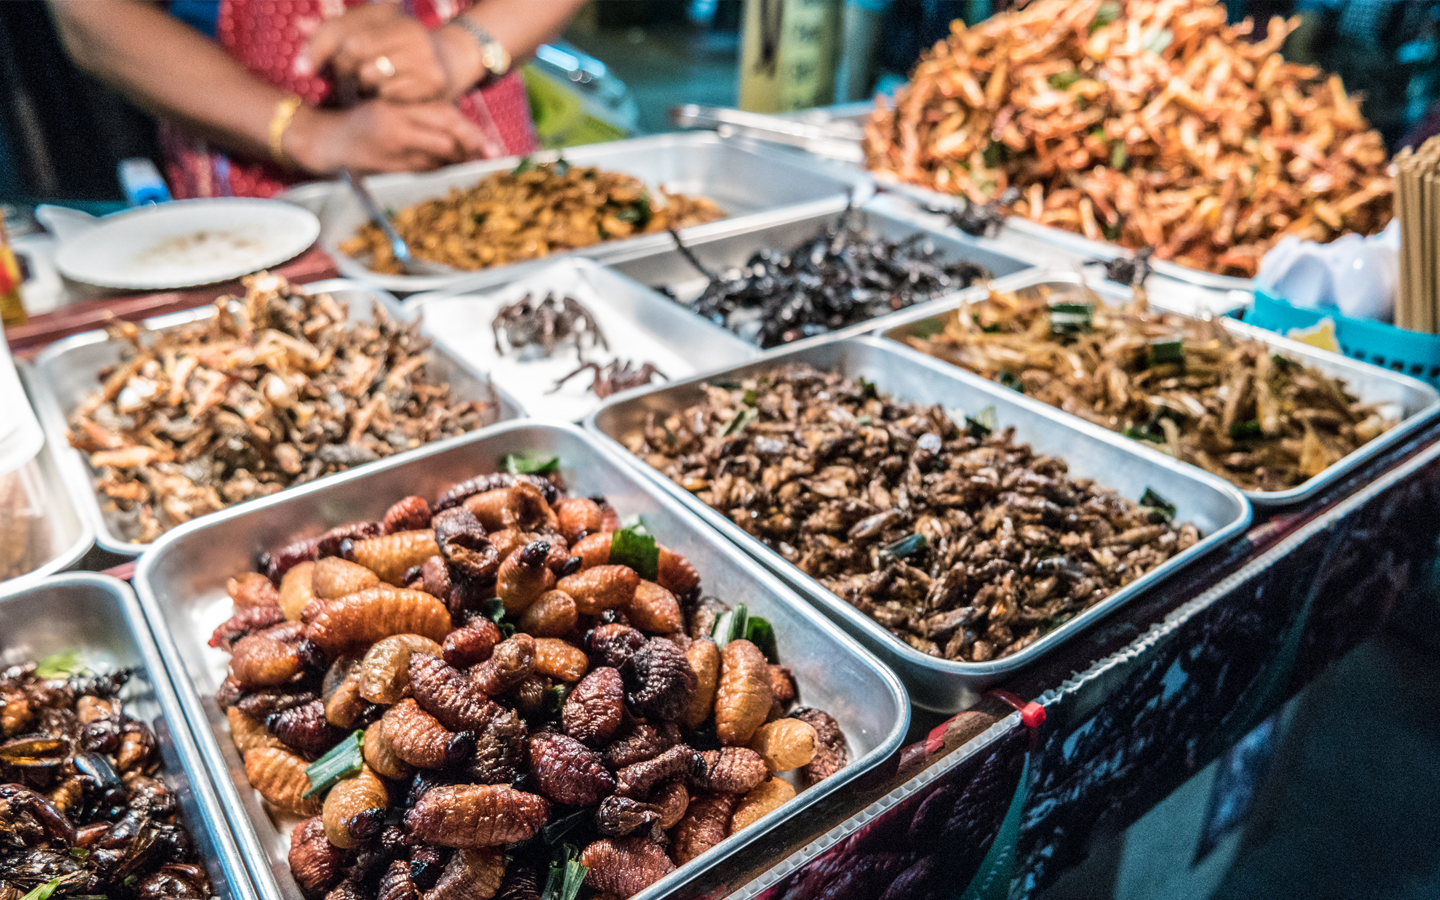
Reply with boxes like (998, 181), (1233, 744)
(585, 337), (1252, 712)
(876, 270), (1440, 507)
(132, 421), (910, 900)
(405, 258), (758, 420)
(301, 132), (874, 295)
(0, 572), (257, 900)
(599, 193), (1041, 352)
(27, 279), (516, 556)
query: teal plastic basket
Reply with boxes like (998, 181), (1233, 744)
(1243, 291), (1440, 388)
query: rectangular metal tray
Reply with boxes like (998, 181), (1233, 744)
(295, 132), (873, 296)
(26, 279), (517, 556)
(599, 193), (1041, 351)
(585, 337), (1253, 712)
(132, 421), (910, 900)
(404, 258), (758, 420)
(0, 573), (256, 900)
(876, 270), (1440, 507)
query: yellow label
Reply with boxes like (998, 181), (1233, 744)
(1285, 318), (1340, 353)
(0, 242), (25, 329)
(738, 0), (841, 113)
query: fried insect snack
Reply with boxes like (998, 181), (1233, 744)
(341, 161), (725, 275)
(864, 0), (1392, 276)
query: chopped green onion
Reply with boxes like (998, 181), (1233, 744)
(512, 156), (537, 175)
(982, 322), (1004, 333)
(982, 140), (1003, 168)
(541, 809), (587, 846)
(609, 524), (659, 581)
(857, 376), (879, 400)
(967, 405), (999, 439)
(856, 415), (874, 427)
(997, 370), (1025, 393)
(1111, 142), (1127, 170)
(711, 380), (743, 390)
(69, 847), (90, 860)
(1271, 353), (1294, 373)
(908, 319), (945, 338)
(1047, 70), (1079, 90)
(1230, 419), (1263, 440)
(723, 407), (758, 436)
(541, 845), (589, 900)
(543, 684), (571, 719)
(1148, 339), (1185, 367)
(1123, 424), (1165, 444)
(1142, 27), (1173, 54)
(1139, 487), (1177, 523)
(35, 650), (84, 679)
(744, 617), (778, 663)
(502, 453), (560, 476)
(742, 388), (758, 406)
(613, 194), (653, 228)
(1090, 0), (1120, 32)
(879, 533), (928, 561)
(19, 878), (65, 900)
(711, 604), (749, 648)
(1049, 302), (1095, 336)
(303, 730), (365, 799)
(480, 597), (507, 624)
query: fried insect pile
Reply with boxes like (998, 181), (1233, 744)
(900, 284), (1394, 491)
(214, 471), (847, 900)
(668, 209), (991, 349)
(626, 365), (1197, 661)
(0, 663), (214, 899)
(65, 273), (492, 544)
(864, 0), (1393, 276)
(341, 161), (725, 275)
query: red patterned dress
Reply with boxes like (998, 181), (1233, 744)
(162, 0), (538, 199)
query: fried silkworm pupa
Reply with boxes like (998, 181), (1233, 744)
(383, 496), (433, 534)
(516, 590), (577, 638)
(228, 707), (285, 753)
(692, 747), (767, 794)
(562, 666), (624, 746)
(715, 639), (772, 746)
(376, 858), (419, 900)
(209, 605), (286, 650)
(651, 779), (689, 829)
(571, 531), (612, 568)
(791, 706), (849, 785)
(271, 700), (347, 760)
(344, 531), (442, 586)
(602, 722), (681, 770)
(382, 698), (472, 769)
(363, 721), (413, 781)
(671, 791), (739, 865)
(443, 616), (502, 669)
(496, 542), (556, 612)
(280, 561), (318, 621)
(305, 586), (451, 655)
(404, 783), (549, 847)
(680, 639), (720, 729)
(228, 629), (307, 689)
(594, 795), (661, 838)
(323, 655), (367, 729)
(749, 718), (817, 772)
(417, 555), (453, 605)
(470, 633), (535, 696)
(244, 747), (322, 816)
(626, 582), (682, 635)
(555, 497), (603, 545)
(768, 665), (796, 707)
(289, 817), (348, 899)
(586, 624), (646, 671)
(425, 847), (506, 900)
(409, 653), (501, 732)
(623, 637), (695, 721)
(557, 565), (639, 614)
(511, 674), (551, 720)
(730, 777), (796, 834)
(234, 683), (319, 719)
(464, 482), (558, 534)
(229, 572), (280, 608)
(434, 508), (501, 583)
(323, 765), (388, 849)
(358, 634), (444, 704)
(656, 546), (700, 597)
(533, 638), (588, 683)
(468, 707), (526, 785)
(527, 732), (614, 806)
(312, 557), (381, 600)
(614, 745), (701, 800)
(581, 837), (676, 900)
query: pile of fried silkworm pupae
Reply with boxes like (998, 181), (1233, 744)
(212, 468), (848, 900)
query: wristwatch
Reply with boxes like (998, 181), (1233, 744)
(451, 17), (512, 85)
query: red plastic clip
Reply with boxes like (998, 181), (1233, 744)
(986, 689), (1046, 729)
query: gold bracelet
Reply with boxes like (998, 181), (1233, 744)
(268, 94), (304, 168)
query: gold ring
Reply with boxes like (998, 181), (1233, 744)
(374, 55), (396, 78)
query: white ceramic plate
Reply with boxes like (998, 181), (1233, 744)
(54, 199), (320, 290)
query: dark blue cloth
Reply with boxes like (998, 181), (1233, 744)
(168, 0), (220, 38)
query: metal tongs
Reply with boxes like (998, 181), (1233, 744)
(670, 104), (865, 163)
(338, 168), (457, 277)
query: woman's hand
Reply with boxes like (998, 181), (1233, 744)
(299, 4), (466, 103)
(285, 100), (489, 175)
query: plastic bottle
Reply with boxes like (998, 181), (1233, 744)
(0, 216), (26, 328)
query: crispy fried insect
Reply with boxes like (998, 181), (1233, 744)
(562, 667), (624, 746)
(378, 859), (419, 900)
(602, 722), (681, 769)
(229, 572), (281, 608)
(555, 498), (603, 545)
(595, 795), (661, 837)
(468, 707), (527, 784)
(516, 590), (577, 638)
(532, 638), (588, 683)
(323, 655), (367, 729)
(235, 683), (319, 719)
(692, 747), (767, 794)
(425, 847), (506, 900)
(615, 745), (701, 800)
(623, 638), (695, 721)
(748, 718), (817, 772)
(409, 653), (501, 732)
(306, 586), (451, 655)
(672, 791), (739, 865)
(323, 765), (388, 849)
(312, 557), (382, 600)
(581, 837), (675, 900)
(418, 556), (453, 603)
(383, 699), (471, 769)
(229, 631), (307, 689)
(435, 473), (558, 513)
(571, 532), (613, 569)
(730, 777), (796, 834)
(463, 483), (557, 534)
(470, 634), (535, 696)
(791, 707), (848, 786)
(651, 779), (689, 829)
(586, 624), (646, 670)
(281, 561), (319, 621)
(655, 546), (700, 597)
(289, 817), (348, 899)
(209, 605), (286, 650)
(405, 783), (549, 847)
(767, 665), (796, 707)
(272, 700), (348, 759)
(557, 565), (639, 615)
(244, 747), (322, 815)
(680, 639), (720, 730)
(363, 721), (413, 781)
(359, 634), (444, 704)
(228, 706), (285, 753)
(443, 617), (502, 669)
(715, 640), (772, 746)
(496, 542), (556, 612)
(433, 508), (500, 583)
(383, 496), (433, 534)
(344, 531), (441, 586)
(626, 582), (682, 635)
(528, 731), (615, 806)
(511, 674), (551, 719)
